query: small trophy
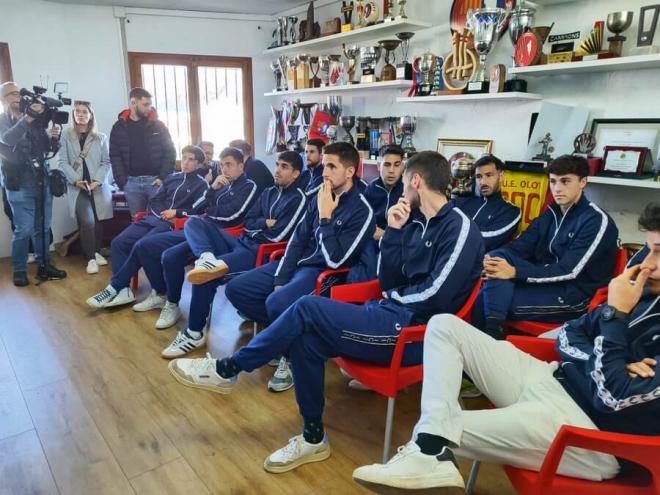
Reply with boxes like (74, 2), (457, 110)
(400, 115), (417, 157)
(606, 11), (634, 57)
(356, 0), (366, 28)
(287, 16), (299, 45)
(356, 117), (370, 152)
(326, 125), (339, 144)
(450, 155), (475, 197)
(340, 116), (356, 145)
(328, 54), (344, 86)
(309, 56), (321, 88)
(466, 8), (510, 93)
(360, 46), (382, 83)
(573, 133), (596, 158)
(296, 54), (312, 89)
(395, 32), (415, 80)
(384, 0), (395, 22)
(341, 1), (354, 32)
(533, 133), (555, 162)
(342, 44), (361, 84)
(414, 52), (437, 96)
(270, 60), (284, 92)
(318, 55), (331, 87)
(379, 40), (401, 81)
(397, 0), (407, 20)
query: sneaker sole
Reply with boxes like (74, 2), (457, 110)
(263, 447), (331, 474)
(186, 265), (229, 285)
(167, 360), (233, 395)
(133, 302), (166, 312)
(104, 297), (136, 308)
(267, 381), (294, 393)
(353, 476), (465, 495)
(155, 316), (180, 330)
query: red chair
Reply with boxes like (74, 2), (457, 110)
(505, 248), (628, 337)
(255, 242), (288, 267)
(332, 278), (483, 462)
(468, 336), (660, 495)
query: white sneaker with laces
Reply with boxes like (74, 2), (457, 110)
(133, 290), (166, 312)
(268, 357), (281, 367)
(103, 287), (136, 308)
(264, 434), (331, 473)
(86, 284), (118, 308)
(155, 301), (182, 329)
(94, 252), (108, 266)
(168, 352), (236, 394)
(186, 253), (229, 285)
(86, 259), (99, 274)
(267, 357), (294, 392)
(352, 442), (465, 492)
(27, 253), (36, 264)
(161, 329), (207, 358)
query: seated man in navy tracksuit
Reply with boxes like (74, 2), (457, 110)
(159, 151), (308, 358)
(301, 138), (325, 196)
(348, 144), (405, 283)
(454, 154), (521, 251)
(473, 155), (619, 338)
(86, 145), (209, 309)
(167, 151), (484, 474)
(351, 203), (660, 493)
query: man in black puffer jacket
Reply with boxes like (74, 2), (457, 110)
(110, 87), (176, 216)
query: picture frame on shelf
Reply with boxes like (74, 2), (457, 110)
(437, 138), (493, 164)
(601, 145), (654, 177)
(589, 118), (660, 165)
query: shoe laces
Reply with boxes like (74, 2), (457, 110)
(274, 358), (290, 378)
(390, 442), (417, 463)
(162, 302), (177, 315)
(188, 352), (216, 375)
(280, 436), (303, 459)
(95, 288), (113, 302)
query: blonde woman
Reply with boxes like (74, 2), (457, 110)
(59, 101), (113, 274)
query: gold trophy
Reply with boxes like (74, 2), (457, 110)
(379, 40), (401, 81)
(296, 54), (311, 89)
(341, 1), (354, 32)
(285, 58), (299, 90)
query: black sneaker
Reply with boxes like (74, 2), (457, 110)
(37, 263), (67, 281)
(13, 271), (29, 287)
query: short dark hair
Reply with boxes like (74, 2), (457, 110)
(322, 142), (360, 170)
(228, 139), (252, 155)
(277, 151), (303, 172)
(306, 138), (325, 153)
(546, 154), (589, 179)
(219, 147), (244, 163)
(198, 140), (214, 148)
(405, 151), (452, 194)
(129, 87), (151, 100)
(639, 202), (660, 232)
(379, 144), (405, 160)
(473, 153), (504, 171)
(181, 145), (206, 164)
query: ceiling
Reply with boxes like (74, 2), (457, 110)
(44, 0), (310, 16)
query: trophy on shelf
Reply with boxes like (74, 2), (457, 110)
(466, 7), (510, 93)
(607, 11), (634, 57)
(287, 102), (301, 151)
(573, 133), (596, 158)
(340, 116), (356, 145)
(634, 5), (660, 55)
(443, 30), (479, 91)
(508, 5), (536, 68)
(413, 52), (438, 96)
(395, 32), (415, 80)
(300, 102), (316, 139)
(326, 125), (339, 144)
(296, 54), (312, 89)
(385, 0), (395, 22)
(309, 56), (322, 88)
(288, 16), (299, 45)
(342, 44), (361, 84)
(270, 60), (284, 93)
(363, 1), (380, 26)
(319, 55), (331, 86)
(379, 40), (401, 81)
(533, 133), (555, 162)
(327, 95), (343, 122)
(397, 0), (408, 20)
(356, 117), (370, 153)
(276, 17), (288, 46)
(356, 0), (366, 28)
(285, 58), (299, 90)
(341, 1), (354, 32)
(400, 115), (417, 157)
(360, 46), (382, 83)
(328, 54), (344, 86)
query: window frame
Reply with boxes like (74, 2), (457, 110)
(0, 42), (13, 83)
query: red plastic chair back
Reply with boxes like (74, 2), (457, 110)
(255, 242), (288, 267)
(223, 224), (244, 238)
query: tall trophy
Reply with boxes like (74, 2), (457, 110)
(327, 95), (342, 122)
(508, 6), (536, 69)
(466, 8), (510, 93)
(309, 56), (321, 88)
(319, 55), (331, 87)
(355, 117), (370, 153)
(342, 44), (361, 84)
(296, 54), (311, 89)
(341, 1), (354, 32)
(285, 58), (299, 90)
(607, 11), (634, 57)
(385, 0), (395, 22)
(270, 60), (284, 92)
(328, 54), (344, 86)
(413, 52), (437, 96)
(360, 46), (381, 83)
(395, 32), (415, 80)
(340, 116), (356, 145)
(379, 40), (401, 81)
(276, 17), (288, 46)
(400, 115), (417, 157)
(287, 16), (299, 45)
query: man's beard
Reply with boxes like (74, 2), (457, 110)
(407, 192), (420, 210)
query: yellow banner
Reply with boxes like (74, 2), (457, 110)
(501, 170), (549, 234)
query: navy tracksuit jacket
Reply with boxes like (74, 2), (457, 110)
(230, 201), (484, 423)
(110, 171), (209, 282)
(556, 294), (660, 436)
(302, 164), (324, 197)
(454, 192), (521, 251)
(186, 180), (309, 332)
(191, 173), (258, 228)
(476, 195), (619, 326)
(225, 178), (375, 326)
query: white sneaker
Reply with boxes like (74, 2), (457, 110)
(268, 358), (281, 367)
(267, 357), (294, 392)
(186, 253), (229, 285)
(103, 287), (136, 308)
(352, 442), (465, 492)
(86, 284), (118, 308)
(161, 329), (207, 359)
(168, 352), (236, 394)
(86, 259), (99, 274)
(94, 252), (108, 266)
(27, 253), (36, 264)
(133, 290), (166, 312)
(264, 434), (331, 474)
(155, 301), (182, 329)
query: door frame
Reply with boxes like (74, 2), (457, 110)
(0, 42), (13, 83)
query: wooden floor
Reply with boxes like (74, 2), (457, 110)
(0, 255), (516, 495)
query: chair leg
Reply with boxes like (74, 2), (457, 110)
(253, 321), (258, 337)
(382, 397), (396, 463)
(131, 273), (138, 291)
(465, 460), (481, 494)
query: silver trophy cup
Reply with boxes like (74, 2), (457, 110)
(467, 8), (510, 84)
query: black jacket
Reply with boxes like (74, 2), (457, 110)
(109, 109), (176, 188)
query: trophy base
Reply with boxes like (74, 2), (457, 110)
(341, 24), (352, 32)
(464, 81), (489, 94)
(396, 63), (413, 80)
(361, 75), (378, 84)
(381, 65), (397, 81)
(504, 79), (527, 93)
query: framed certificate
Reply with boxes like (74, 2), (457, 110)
(601, 146), (652, 176)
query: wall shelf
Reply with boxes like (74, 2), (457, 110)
(264, 80), (410, 97)
(509, 53), (660, 77)
(396, 92), (542, 103)
(588, 176), (660, 190)
(263, 18), (432, 56)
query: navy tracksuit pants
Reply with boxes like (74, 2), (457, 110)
(225, 262), (324, 325)
(233, 296), (418, 420)
(110, 216), (171, 279)
(183, 216), (233, 258)
(473, 250), (591, 328)
(162, 236), (196, 304)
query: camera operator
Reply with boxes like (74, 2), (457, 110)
(0, 81), (67, 287)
